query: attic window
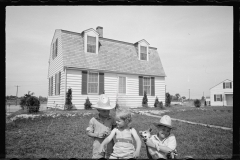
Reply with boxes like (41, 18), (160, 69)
(140, 46), (147, 60)
(225, 82), (231, 89)
(87, 36), (96, 53)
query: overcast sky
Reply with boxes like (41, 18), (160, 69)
(6, 6), (233, 99)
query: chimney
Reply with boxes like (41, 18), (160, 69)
(96, 26), (103, 38)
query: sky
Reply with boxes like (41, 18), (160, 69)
(6, 6), (233, 99)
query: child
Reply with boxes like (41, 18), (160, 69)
(98, 109), (142, 159)
(145, 115), (177, 159)
(86, 94), (116, 159)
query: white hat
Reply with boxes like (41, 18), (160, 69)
(153, 115), (175, 129)
(92, 94), (115, 110)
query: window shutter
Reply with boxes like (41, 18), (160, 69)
(220, 95), (222, 101)
(223, 82), (225, 89)
(99, 73), (104, 94)
(139, 76), (143, 96)
(51, 77), (53, 96)
(59, 72), (61, 95)
(55, 39), (58, 57)
(214, 95), (216, 101)
(151, 77), (155, 96)
(55, 74), (57, 95)
(230, 82), (232, 88)
(82, 71), (88, 95)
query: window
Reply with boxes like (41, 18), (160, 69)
(143, 77), (151, 95)
(225, 82), (231, 89)
(88, 72), (98, 94)
(52, 38), (58, 59)
(119, 77), (126, 94)
(55, 39), (58, 57)
(140, 46), (147, 60)
(215, 94), (222, 101)
(87, 36), (96, 53)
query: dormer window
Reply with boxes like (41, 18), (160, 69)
(83, 28), (99, 54)
(140, 46), (147, 60)
(136, 39), (149, 61)
(87, 36), (96, 53)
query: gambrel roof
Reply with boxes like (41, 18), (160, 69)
(61, 30), (166, 77)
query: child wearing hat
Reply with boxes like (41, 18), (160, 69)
(86, 94), (117, 159)
(145, 115), (177, 159)
(98, 109), (142, 159)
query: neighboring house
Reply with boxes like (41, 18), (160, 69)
(210, 79), (233, 106)
(205, 96), (210, 106)
(47, 26), (166, 109)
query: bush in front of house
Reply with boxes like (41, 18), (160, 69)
(158, 101), (163, 109)
(194, 99), (201, 108)
(142, 91), (148, 107)
(84, 97), (92, 110)
(20, 91), (34, 110)
(165, 92), (171, 107)
(65, 88), (73, 110)
(115, 97), (120, 110)
(154, 96), (159, 108)
(25, 96), (40, 113)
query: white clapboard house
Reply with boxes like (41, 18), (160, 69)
(210, 79), (233, 106)
(47, 26), (166, 109)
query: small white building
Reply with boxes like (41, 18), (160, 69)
(210, 79), (233, 106)
(205, 96), (210, 106)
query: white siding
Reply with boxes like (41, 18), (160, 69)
(155, 77), (166, 105)
(47, 30), (65, 109)
(49, 68), (166, 109)
(210, 79), (233, 106)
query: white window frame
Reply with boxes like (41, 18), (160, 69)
(225, 82), (231, 89)
(118, 76), (127, 94)
(216, 94), (221, 101)
(143, 77), (151, 95)
(87, 72), (99, 94)
(84, 29), (99, 54)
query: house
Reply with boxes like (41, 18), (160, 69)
(205, 96), (210, 106)
(47, 26), (166, 109)
(209, 79), (233, 106)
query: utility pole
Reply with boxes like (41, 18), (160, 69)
(189, 89), (190, 100)
(15, 85), (20, 106)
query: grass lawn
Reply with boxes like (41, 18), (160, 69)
(165, 106), (233, 128)
(6, 109), (232, 159)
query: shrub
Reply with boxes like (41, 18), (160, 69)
(158, 101), (163, 109)
(65, 88), (73, 110)
(154, 97), (159, 107)
(25, 96), (40, 113)
(84, 97), (92, 110)
(194, 99), (201, 108)
(165, 92), (171, 107)
(115, 98), (120, 110)
(20, 91), (35, 110)
(142, 91), (148, 107)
